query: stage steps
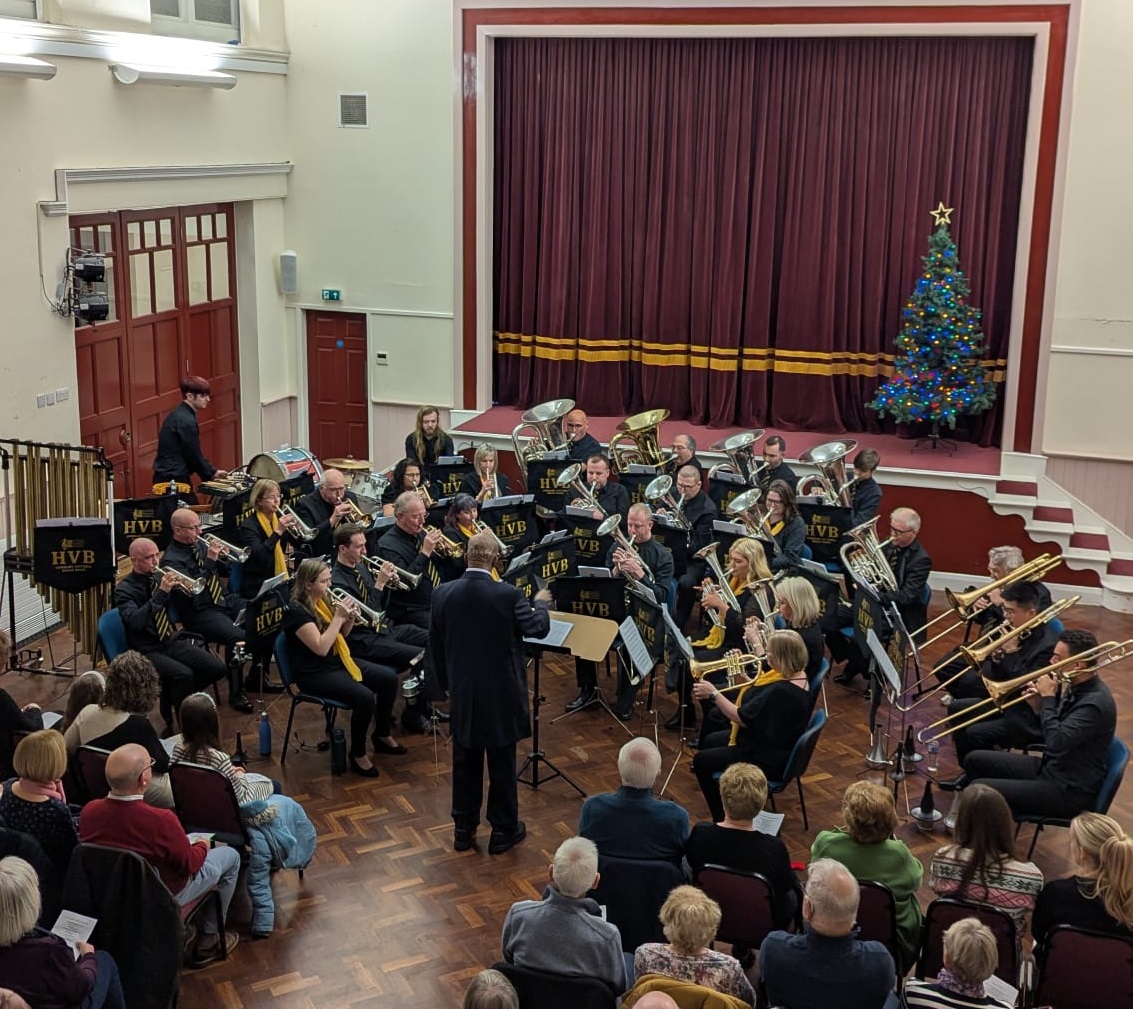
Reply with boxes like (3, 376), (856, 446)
(992, 453), (1133, 613)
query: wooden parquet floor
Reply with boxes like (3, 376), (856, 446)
(5, 596), (1133, 1008)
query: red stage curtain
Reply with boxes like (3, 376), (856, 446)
(492, 36), (1031, 446)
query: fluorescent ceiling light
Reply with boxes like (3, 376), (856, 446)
(0, 55), (57, 80)
(109, 63), (236, 90)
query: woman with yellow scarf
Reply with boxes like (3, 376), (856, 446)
(690, 630), (811, 821)
(283, 559), (402, 777)
(236, 479), (305, 599)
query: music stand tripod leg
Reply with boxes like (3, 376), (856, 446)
(517, 651), (586, 797)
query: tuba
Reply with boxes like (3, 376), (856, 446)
(557, 463), (605, 516)
(796, 440), (859, 505)
(839, 516), (898, 594)
(644, 474), (691, 531)
(510, 398), (575, 478)
(707, 430), (766, 485)
(610, 409), (671, 471)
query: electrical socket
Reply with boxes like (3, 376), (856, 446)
(36, 394), (47, 409)
(56, 387), (69, 402)
(375, 351), (389, 366)
(45, 391), (56, 406)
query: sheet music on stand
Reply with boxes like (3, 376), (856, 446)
(524, 617), (573, 649)
(618, 615), (655, 686)
(578, 565), (612, 578)
(798, 557), (844, 583)
(504, 551), (532, 576)
(255, 572), (290, 600)
(662, 605), (694, 659)
(866, 628), (903, 700)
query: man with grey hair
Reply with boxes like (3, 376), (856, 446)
(760, 857), (897, 1009)
(500, 836), (625, 991)
(78, 744), (242, 968)
(578, 737), (689, 863)
(670, 434), (702, 475)
(376, 490), (445, 629)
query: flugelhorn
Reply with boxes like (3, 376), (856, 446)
(689, 651), (762, 691)
(327, 587), (386, 631)
(279, 504), (319, 542)
(155, 566), (205, 596)
(557, 463), (605, 516)
(343, 499), (375, 530)
(917, 636), (1130, 743)
(199, 533), (250, 563)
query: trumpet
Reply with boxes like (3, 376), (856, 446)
(425, 526), (464, 558)
(481, 467), (500, 501)
(644, 474), (691, 531)
(154, 565), (205, 596)
(898, 595), (1080, 710)
(694, 542), (741, 628)
(279, 504), (319, 542)
(473, 519), (511, 559)
(557, 463), (605, 516)
(415, 483), (435, 508)
(199, 533), (250, 564)
(917, 636), (1131, 743)
(327, 587), (386, 631)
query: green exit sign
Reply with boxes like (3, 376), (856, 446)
(321, 288), (342, 301)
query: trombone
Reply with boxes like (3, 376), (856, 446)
(327, 587), (386, 631)
(897, 595), (1079, 710)
(912, 553), (1062, 650)
(154, 566), (205, 596)
(279, 504), (319, 542)
(359, 554), (422, 591)
(199, 533), (250, 564)
(694, 541), (741, 628)
(644, 474), (691, 531)
(557, 463), (605, 516)
(917, 637), (1131, 743)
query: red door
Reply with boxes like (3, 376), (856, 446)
(306, 311), (369, 462)
(73, 205), (240, 499)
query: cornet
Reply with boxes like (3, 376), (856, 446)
(154, 566), (205, 596)
(694, 542), (741, 628)
(415, 483), (435, 508)
(343, 499), (375, 530)
(327, 588), (386, 631)
(425, 526), (463, 558)
(200, 533), (250, 564)
(473, 519), (511, 559)
(359, 554), (422, 591)
(279, 504), (319, 542)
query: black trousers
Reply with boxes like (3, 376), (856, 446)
(673, 559), (707, 632)
(143, 639), (227, 721)
(295, 658), (398, 756)
(963, 750), (1094, 820)
(451, 740), (518, 834)
(692, 730), (747, 822)
(178, 607), (246, 697)
(347, 624), (425, 670)
(949, 699), (1042, 764)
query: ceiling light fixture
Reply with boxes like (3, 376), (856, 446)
(109, 63), (236, 90)
(0, 54), (57, 80)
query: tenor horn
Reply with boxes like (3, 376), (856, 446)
(694, 542), (741, 628)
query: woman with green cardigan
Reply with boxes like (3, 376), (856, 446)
(811, 779), (924, 974)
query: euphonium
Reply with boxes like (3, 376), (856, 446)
(279, 504), (319, 542)
(644, 474), (691, 531)
(327, 587), (386, 631)
(154, 565), (205, 596)
(199, 533), (250, 563)
(839, 516), (898, 593)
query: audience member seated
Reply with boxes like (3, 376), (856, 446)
(463, 968), (519, 1009)
(60, 671), (105, 734)
(0, 630), (44, 778)
(501, 836), (626, 992)
(579, 738), (689, 864)
(628, 994), (680, 1009)
(811, 780), (924, 974)
(633, 885), (755, 1004)
(685, 762), (800, 929)
(1032, 811), (1133, 946)
(172, 692), (316, 938)
(0, 855), (125, 1009)
(62, 652), (173, 808)
(930, 784), (1043, 948)
(903, 917), (1012, 1009)
(0, 730), (79, 876)
(759, 858), (897, 1009)
(78, 743), (242, 968)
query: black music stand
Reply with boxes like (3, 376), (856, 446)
(426, 457), (474, 499)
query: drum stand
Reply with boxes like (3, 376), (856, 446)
(519, 651), (585, 796)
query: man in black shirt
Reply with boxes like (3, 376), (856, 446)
(151, 376), (227, 498)
(404, 405), (455, 466)
(571, 454), (630, 524)
(376, 492), (445, 630)
(114, 537), (226, 727)
(670, 433), (704, 476)
(756, 435), (798, 492)
(161, 509), (252, 713)
(293, 468), (361, 558)
(669, 465), (718, 632)
(562, 409), (602, 462)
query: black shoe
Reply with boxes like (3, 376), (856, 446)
(453, 827), (476, 852)
(229, 691), (253, 714)
(488, 821), (527, 855)
(614, 708), (633, 722)
(372, 739), (408, 755)
(833, 670), (859, 685)
(664, 706), (696, 731)
(348, 755), (380, 778)
(565, 689), (598, 713)
(936, 774), (967, 792)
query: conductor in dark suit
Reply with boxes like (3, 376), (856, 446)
(429, 532), (551, 855)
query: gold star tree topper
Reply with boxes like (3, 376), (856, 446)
(930, 202), (954, 226)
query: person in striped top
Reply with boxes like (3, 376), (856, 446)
(904, 917), (1013, 1009)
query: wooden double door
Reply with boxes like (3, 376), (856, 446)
(73, 204), (240, 499)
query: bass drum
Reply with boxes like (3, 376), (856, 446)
(247, 447), (324, 485)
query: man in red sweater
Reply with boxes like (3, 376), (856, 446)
(79, 743), (242, 967)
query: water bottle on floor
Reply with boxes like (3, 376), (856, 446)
(259, 710), (272, 757)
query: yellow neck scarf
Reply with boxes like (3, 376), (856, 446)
(313, 598), (362, 681)
(256, 510), (288, 576)
(769, 519), (785, 537)
(691, 576), (746, 650)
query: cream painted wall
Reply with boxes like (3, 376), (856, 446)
(1044, 0), (1133, 462)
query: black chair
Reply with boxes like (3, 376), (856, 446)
(766, 707), (827, 830)
(806, 656), (830, 716)
(855, 879), (900, 967)
(273, 631), (350, 764)
(1032, 924), (1133, 1009)
(74, 745), (111, 803)
(492, 961), (618, 1009)
(169, 761), (252, 854)
(589, 855), (684, 953)
(916, 897), (1018, 986)
(1014, 736), (1129, 859)
(695, 864), (777, 952)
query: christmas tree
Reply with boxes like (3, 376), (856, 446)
(869, 203), (997, 434)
